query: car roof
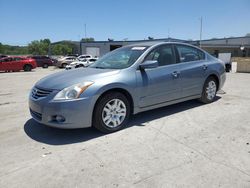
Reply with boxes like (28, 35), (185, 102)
(126, 41), (197, 48)
(2, 56), (24, 58)
(125, 41), (206, 54)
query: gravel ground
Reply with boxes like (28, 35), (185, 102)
(0, 67), (250, 188)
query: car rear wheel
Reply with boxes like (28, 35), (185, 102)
(93, 92), (131, 133)
(200, 77), (218, 103)
(43, 63), (48, 68)
(23, 64), (32, 72)
(61, 63), (67, 68)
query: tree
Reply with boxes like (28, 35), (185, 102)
(0, 42), (2, 53)
(51, 44), (72, 55)
(0, 43), (28, 55)
(28, 38), (51, 55)
(81, 37), (95, 42)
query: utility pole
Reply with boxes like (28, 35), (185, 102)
(84, 24), (87, 39)
(200, 17), (203, 48)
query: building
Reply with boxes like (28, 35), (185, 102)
(56, 36), (250, 57)
(190, 36), (250, 57)
(79, 38), (185, 57)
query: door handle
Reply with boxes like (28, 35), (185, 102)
(172, 71), (180, 78)
(202, 64), (208, 70)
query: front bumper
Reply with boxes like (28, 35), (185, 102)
(29, 90), (95, 129)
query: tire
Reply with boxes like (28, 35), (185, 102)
(43, 64), (48, 68)
(61, 63), (67, 68)
(93, 92), (131, 133)
(23, 64), (32, 72)
(78, 64), (84, 68)
(200, 77), (218, 103)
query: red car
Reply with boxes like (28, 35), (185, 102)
(0, 56), (37, 72)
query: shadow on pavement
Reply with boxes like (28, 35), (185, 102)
(24, 98), (220, 145)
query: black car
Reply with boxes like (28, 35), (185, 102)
(0, 55), (8, 59)
(27, 55), (54, 68)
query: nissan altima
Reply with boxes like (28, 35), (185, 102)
(29, 42), (226, 133)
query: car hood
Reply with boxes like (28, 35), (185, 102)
(35, 68), (120, 90)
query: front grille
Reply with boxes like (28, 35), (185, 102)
(30, 109), (42, 121)
(32, 87), (53, 99)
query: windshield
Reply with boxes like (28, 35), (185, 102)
(89, 46), (147, 69)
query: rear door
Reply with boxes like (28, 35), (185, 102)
(0, 59), (4, 71)
(0, 57), (12, 71)
(175, 44), (207, 98)
(136, 44), (181, 107)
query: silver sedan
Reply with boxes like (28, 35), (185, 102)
(29, 42), (226, 133)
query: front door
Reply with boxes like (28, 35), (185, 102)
(136, 44), (181, 107)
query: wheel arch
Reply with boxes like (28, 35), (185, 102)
(93, 87), (134, 115)
(206, 73), (220, 91)
(23, 64), (33, 69)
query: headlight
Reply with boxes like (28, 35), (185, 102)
(53, 81), (94, 100)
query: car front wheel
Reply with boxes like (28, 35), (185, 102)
(23, 64), (32, 72)
(93, 92), (131, 133)
(61, 63), (67, 68)
(43, 64), (48, 68)
(200, 77), (218, 103)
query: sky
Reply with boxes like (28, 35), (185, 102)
(0, 0), (250, 46)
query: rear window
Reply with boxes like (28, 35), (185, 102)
(176, 45), (205, 62)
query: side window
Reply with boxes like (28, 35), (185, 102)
(145, 45), (175, 66)
(14, 57), (22, 61)
(176, 45), (205, 63)
(3, 58), (12, 62)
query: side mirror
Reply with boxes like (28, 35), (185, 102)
(139, 60), (158, 70)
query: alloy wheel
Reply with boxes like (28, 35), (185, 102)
(206, 80), (217, 100)
(102, 99), (127, 128)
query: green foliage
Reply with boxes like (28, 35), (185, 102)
(28, 39), (51, 55)
(0, 39), (76, 56)
(81, 37), (95, 42)
(0, 42), (29, 55)
(51, 44), (72, 55)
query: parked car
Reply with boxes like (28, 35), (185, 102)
(27, 55), (54, 68)
(0, 56), (37, 72)
(65, 58), (98, 70)
(29, 42), (226, 133)
(56, 56), (77, 68)
(78, 54), (92, 61)
(66, 54), (79, 58)
(0, 54), (8, 59)
(218, 53), (232, 72)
